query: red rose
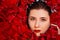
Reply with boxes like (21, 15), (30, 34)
(0, 15), (10, 31)
(57, 0), (60, 4)
(57, 35), (60, 40)
(27, 0), (35, 4)
(2, 0), (18, 7)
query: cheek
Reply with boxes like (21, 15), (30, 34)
(42, 23), (50, 29)
(40, 21), (50, 33)
(28, 20), (35, 30)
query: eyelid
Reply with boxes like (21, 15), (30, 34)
(29, 16), (36, 20)
(40, 17), (47, 21)
(41, 18), (46, 21)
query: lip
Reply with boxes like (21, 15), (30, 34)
(34, 30), (41, 33)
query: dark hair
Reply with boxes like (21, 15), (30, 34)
(27, 1), (52, 16)
(26, 1), (52, 29)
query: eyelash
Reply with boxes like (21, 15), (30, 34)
(41, 19), (46, 21)
(30, 18), (35, 20)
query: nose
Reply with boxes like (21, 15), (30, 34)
(35, 20), (39, 28)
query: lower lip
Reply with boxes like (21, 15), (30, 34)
(34, 30), (41, 33)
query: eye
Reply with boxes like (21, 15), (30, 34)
(41, 18), (46, 21)
(29, 17), (35, 21)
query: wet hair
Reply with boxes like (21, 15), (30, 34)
(26, 1), (52, 29)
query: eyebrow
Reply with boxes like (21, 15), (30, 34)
(29, 16), (35, 18)
(29, 16), (47, 18)
(40, 17), (48, 20)
(40, 17), (46, 18)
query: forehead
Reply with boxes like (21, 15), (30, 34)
(29, 9), (49, 18)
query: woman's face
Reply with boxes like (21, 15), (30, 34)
(28, 9), (50, 36)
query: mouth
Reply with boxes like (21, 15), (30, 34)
(34, 30), (41, 33)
